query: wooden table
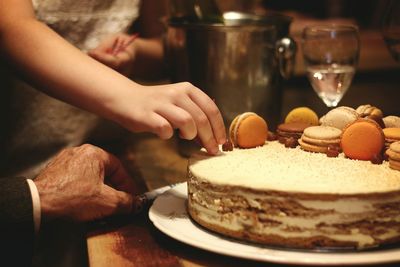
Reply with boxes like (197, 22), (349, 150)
(86, 134), (400, 267)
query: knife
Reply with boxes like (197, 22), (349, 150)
(132, 183), (181, 214)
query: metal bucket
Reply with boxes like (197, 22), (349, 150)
(165, 12), (296, 130)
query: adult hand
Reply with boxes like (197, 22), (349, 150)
(111, 82), (227, 155)
(88, 33), (136, 75)
(34, 144), (138, 222)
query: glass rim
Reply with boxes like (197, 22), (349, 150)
(303, 24), (359, 34)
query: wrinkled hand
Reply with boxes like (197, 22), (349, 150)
(34, 144), (138, 222)
(88, 33), (136, 75)
(113, 82), (226, 154)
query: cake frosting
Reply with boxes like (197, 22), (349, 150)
(187, 141), (400, 250)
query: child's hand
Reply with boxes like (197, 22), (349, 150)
(113, 82), (226, 155)
(88, 33), (137, 76)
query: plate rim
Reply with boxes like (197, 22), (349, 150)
(148, 182), (400, 266)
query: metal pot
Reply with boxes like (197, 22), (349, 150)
(165, 12), (296, 130)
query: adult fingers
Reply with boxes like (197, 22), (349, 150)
(100, 184), (134, 215)
(95, 147), (138, 195)
(188, 87), (226, 145)
(107, 160), (139, 195)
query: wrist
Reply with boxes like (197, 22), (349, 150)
(104, 82), (145, 130)
(33, 179), (56, 221)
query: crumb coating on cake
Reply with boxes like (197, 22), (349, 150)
(189, 141), (400, 194)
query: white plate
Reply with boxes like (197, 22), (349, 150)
(148, 183), (400, 266)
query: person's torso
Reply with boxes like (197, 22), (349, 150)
(33, 0), (141, 51)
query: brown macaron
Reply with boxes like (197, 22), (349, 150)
(299, 126), (342, 153)
(277, 122), (310, 144)
(229, 112), (268, 149)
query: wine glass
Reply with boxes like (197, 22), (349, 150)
(382, 0), (400, 62)
(302, 25), (360, 107)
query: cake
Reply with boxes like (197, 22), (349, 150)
(187, 141), (400, 250)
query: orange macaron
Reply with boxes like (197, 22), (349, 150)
(341, 119), (385, 161)
(383, 127), (400, 145)
(229, 112), (268, 148)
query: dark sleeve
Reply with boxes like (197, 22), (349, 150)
(0, 176), (34, 266)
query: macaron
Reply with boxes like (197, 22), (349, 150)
(276, 122), (310, 143)
(284, 107), (319, 126)
(229, 112), (268, 148)
(386, 141), (400, 171)
(356, 104), (383, 119)
(320, 106), (359, 130)
(383, 127), (400, 150)
(383, 116), (400, 128)
(299, 126), (342, 153)
(356, 104), (384, 128)
(341, 119), (385, 161)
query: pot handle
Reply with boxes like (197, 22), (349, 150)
(275, 37), (297, 79)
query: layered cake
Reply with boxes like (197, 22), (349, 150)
(187, 107), (400, 250)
